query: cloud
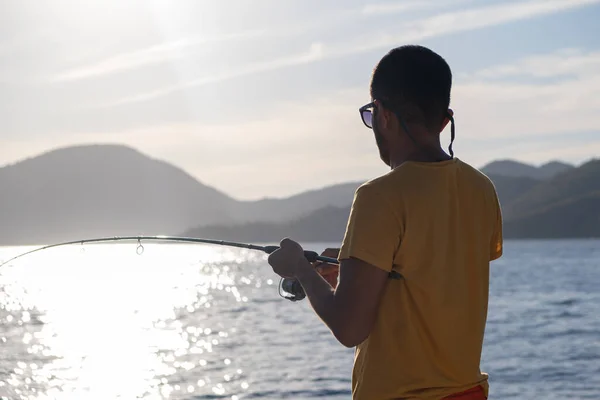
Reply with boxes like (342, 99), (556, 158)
(467, 48), (600, 80)
(362, 0), (439, 14)
(361, 0), (472, 15)
(117, 48), (600, 196)
(6, 44), (598, 200)
(51, 30), (266, 82)
(103, 42), (325, 106)
(453, 48), (600, 137)
(349, 0), (600, 53)
(4, 1), (600, 199)
(52, 39), (192, 82)
(103, 0), (599, 107)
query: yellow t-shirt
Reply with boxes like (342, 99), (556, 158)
(338, 158), (503, 400)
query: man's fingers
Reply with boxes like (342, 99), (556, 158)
(316, 264), (339, 275)
(313, 248), (340, 270)
(320, 247), (340, 258)
(280, 237), (303, 251)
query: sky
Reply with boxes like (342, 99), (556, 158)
(1, 0), (599, 200)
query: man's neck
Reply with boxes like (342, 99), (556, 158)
(389, 145), (451, 169)
(388, 126), (452, 169)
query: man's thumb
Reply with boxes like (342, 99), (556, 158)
(280, 237), (294, 248)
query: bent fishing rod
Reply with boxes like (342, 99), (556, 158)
(0, 235), (339, 301)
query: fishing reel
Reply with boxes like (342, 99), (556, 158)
(267, 247), (338, 302)
(278, 277), (306, 301)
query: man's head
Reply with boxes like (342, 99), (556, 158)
(360, 45), (453, 166)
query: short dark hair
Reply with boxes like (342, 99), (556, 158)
(370, 45), (452, 131)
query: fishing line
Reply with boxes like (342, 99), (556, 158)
(0, 235), (338, 301)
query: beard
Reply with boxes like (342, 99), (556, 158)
(373, 126), (391, 166)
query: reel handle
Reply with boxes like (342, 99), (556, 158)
(263, 245), (339, 302)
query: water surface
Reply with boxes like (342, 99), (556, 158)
(0, 239), (598, 399)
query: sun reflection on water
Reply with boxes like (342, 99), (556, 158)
(0, 243), (262, 399)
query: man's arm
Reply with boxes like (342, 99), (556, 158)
(296, 184), (401, 347)
(295, 255), (389, 348)
(268, 184), (402, 347)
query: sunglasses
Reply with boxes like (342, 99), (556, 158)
(359, 101), (376, 129)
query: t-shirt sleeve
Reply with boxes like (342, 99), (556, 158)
(490, 189), (503, 261)
(338, 184), (402, 272)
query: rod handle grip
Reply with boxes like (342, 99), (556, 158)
(263, 246), (336, 264)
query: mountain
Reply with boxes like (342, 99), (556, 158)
(503, 159), (600, 219)
(483, 174), (539, 209)
(503, 192), (600, 239)
(539, 161), (575, 179)
(232, 182), (361, 223)
(0, 144), (359, 245)
(481, 159), (573, 180)
(0, 144), (237, 244)
(184, 159), (600, 240)
(1, 144), (597, 245)
(184, 206), (351, 243)
(503, 191), (600, 239)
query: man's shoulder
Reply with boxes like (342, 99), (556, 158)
(359, 165), (413, 188)
(355, 171), (400, 197)
(348, 174), (397, 209)
(461, 160), (498, 191)
(360, 174), (392, 189)
(355, 158), (498, 196)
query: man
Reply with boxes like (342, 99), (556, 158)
(268, 45), (503, 400)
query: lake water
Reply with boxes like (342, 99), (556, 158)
(0, 239), (599, 399)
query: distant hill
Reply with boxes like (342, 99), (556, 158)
(184, 206), (351, 243)
(184, 159), (600, 240)
(504, 159), (600, 220)
(232, 182), (361, 223)
(504, 192), (600, 238)
(539, 161), (575, 179)
(0, 144), (359, 245)
(481, 159), (573, 180)
(1, 144), (597, 244)
(484, 174), (540, 208)
(0, 144), (237, 244)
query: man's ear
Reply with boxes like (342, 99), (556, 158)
(374, 100), (394, 130)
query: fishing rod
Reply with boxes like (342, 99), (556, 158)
(0, 235), (338, 301)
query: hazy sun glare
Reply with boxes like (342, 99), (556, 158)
(0, 244), (262, 399)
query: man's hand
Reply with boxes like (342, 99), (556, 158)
(267, 238), (309, 278)
(313, 248), (340, 288)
